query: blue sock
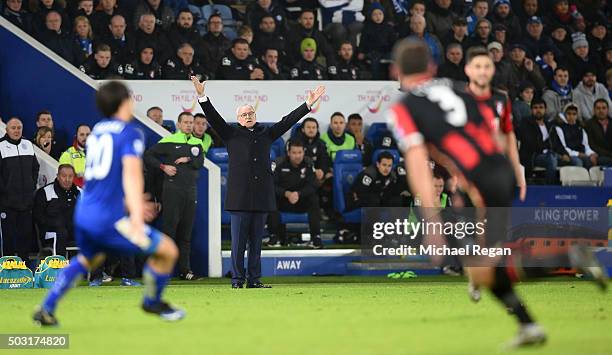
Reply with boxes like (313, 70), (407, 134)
(42, 257), (87, 313)
(142, 264), (170, 307)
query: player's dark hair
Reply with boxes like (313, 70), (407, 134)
(330, 112), (345, 121)
(302, 117), (319, 128)
(177, 111), (194, 122)
(287, 138), (304, 150)
(348, 113), (362, 122)
(58, 164), (76, 174)
(531, 97), (546, 108)
(377, 151), (394, 163)
(465, 46), (490, 64)
(392, 38), (431, 76)
(96, 81), (131, 117)
(232, 38), (249, 48)
(36, 110), (52, 122)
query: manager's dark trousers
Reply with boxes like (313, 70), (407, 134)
(230, 212), (267, 284)
(162, 186), (197, 274)
(0, 207), (33, 260)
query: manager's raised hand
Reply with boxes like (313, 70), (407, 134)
(306, 86), (326, 108)
(191, 75), (205, 96)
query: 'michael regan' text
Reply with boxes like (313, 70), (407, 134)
(372, 244), (511, 258)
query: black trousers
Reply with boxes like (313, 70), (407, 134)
(161, 186), (197, 274)
(268, 194), (321, 245)
(230, 211), (267, 284)
(0, 207), (33, 260)
(39, 228), (67, 257)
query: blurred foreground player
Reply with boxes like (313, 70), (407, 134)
(387, 38), (608, 348)
(34, 81), (184, 326)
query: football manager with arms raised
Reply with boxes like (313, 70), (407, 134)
(191, 76), (325, 288)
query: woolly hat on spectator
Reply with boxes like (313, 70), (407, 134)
(300, 38), (317, 55)
(493, 0), (511, 8)
(487, 41), (503, 52)
(527, 16), (542, 25)
(571, 32), (589, 50)
(369, 2), (385, 15)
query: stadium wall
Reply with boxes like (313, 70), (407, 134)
(0, 18), (221, 276)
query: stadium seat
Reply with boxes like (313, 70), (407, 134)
(371, 149), (400, 165)
(559, 166), (597, 186)
(290, 123), (301, 138)
(207, 148), (230, 224)
(333, 150), (363, 223)
(188, 5), (207, 35)
(162, 120), (176, 133)
(271, 137), (285, 157)
(365, 123), (389, 146)
(589, 166), (604, 186)
(280, 212), (308, 224)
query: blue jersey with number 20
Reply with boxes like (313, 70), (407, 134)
(74, 119), (145, 233)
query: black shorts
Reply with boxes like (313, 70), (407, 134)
(469, 154), (516, 208)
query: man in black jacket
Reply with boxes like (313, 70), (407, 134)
(518, 98), (558, 183)
(286, 9), (334, 64)
(295, 117), (331, 185)
(134, 13), (172, 63)
(39, 11), (83, 65)
(162, 43), (210, 80)
(144, 112), (205, 280)
(268, 139), (322, 248)
(328, 41), (360, 80)
(345, 151), (402, 210)
(252, 15), (287, 60)
(79, 44), (124, 79)
(260, 48), (287, 80)
(216, 39), (263, 80)
(2, 0), (33, 34)
(200, 14), (231, 75)
(0, 118), (40, 259)
(33, 164), (80, 256)
(192, 75), (324, 288)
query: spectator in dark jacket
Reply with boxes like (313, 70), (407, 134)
(260, 48), (287, 80)
(134, 12), (172, 62)
(567, 32), (604, 86)
(465, 18), (494, 50)
(508, 42), (546, 95)
(166, 9), (204, 59)
(289, 38), (327, 80)
(79, 43), (124, 79)
(2, 0), (33, 33)
(295, 117), (332, 186)
(216, 39), (263, 80)
(286, 9), (335, 64)
(268, 139), (322, 247)
(124, 45), (162, 79)
(553, 103), (598, 169)
(358, 3), (397, 79)
(523, 16), (554, 62)
(132, 0), (174, 30)
(584, 98), (612, 166)
(90, 0), (126, 38)
(488, 0), (521, 42)
(247, 0), (287, 35)
(0, 118), (40, 260)
(488, 41), (515, 94)
(163, 42), (210, 80)
(30, 0), (69, 37)
(425, 0), (455, 40)
(201, 14), (231, 75)
(33, 126), (61, 160)
(512, 81), (535, 132)
(345, 151), (402, 210)
(39, 11), (84, 65)
(518, 98), (558, 183)
(328, 40), (361, 80)
(441, 17), (468, 51)
(99, 14), (136, 64)
(252, 15), (287, 61)
(437, 43), (467, 82)
(33, 164), (80, 256)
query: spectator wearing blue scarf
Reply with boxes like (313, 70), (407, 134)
(542, 66), (573, 117)
(73, 16), (93, 61)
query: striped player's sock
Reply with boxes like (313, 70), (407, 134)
(142, 263), (170, 307)
(42, 257), (87, 314)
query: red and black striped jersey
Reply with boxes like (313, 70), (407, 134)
(467, 87), (514, 135)
(387, 79), (505, 178)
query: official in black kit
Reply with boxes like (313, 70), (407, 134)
(191, 76), (325, 288)
(268, 139), (322, 248)
(345, 151), (403, 209)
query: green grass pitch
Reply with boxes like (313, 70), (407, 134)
(1, 276), (610, 355)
